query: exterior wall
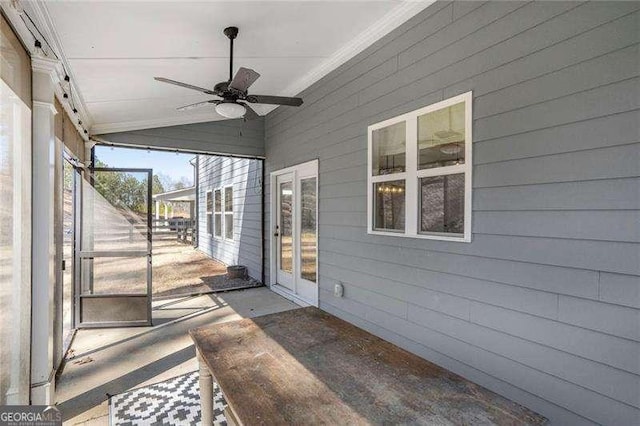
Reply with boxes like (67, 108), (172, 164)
(264, 2), (640, 425)
(97, 118), (265, 158)
(197, 155), (263, 281)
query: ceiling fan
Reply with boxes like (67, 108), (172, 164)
(154, 26), (303, 120)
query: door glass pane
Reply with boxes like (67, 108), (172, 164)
(372, 121), (406, 175)
(418, 102), (465, 170)
(373, 180), (405, 231)
(420, 174), (464, 234)
(300, 178), (317, 282)
(279, 181), (293, 274)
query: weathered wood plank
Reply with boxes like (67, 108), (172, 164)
(191, 307), (546, 425)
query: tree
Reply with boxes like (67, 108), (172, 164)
(92, 159), (150, 214)
(151, 174), (165, 195)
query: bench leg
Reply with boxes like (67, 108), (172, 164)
(198, 349), (214, 425)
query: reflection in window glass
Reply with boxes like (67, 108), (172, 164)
(372, 121), (406, 175)
(225, 214), (233, 240)
(418, 102), (465, 170)
(214, 189), (222, 237)
(224, 187), (233, 212)
(374, 180), (405, 231)
(214, 213), (222, 237)
(214, 189), (222, 212)
(206, 191), (213, 235)
(300, 178), (317, 282)
(279, 181), (293, 273)
(420, 174), (464, 234)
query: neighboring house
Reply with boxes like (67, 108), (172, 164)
(196, 155), (263, 281)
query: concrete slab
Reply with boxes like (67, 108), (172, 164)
(56, 287), (298, 425)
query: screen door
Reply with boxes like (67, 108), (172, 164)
(76, 167), (152, 327)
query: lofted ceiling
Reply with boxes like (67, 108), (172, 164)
(36, 1), (434, 134)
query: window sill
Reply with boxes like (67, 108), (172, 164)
(367, 229), (471, 243)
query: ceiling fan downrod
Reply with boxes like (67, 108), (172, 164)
(223, 26), (239, 82)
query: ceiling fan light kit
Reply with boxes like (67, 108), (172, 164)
(154, 26), (303, 120)
(216, 102), (246, 119)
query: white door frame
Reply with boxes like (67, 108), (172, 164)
(269, 159), (319, 307)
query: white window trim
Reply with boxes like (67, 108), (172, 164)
(213, 188), (223, 240)
(367, 91), (472, 243)
(223, 185), (234, 241)
(205, 190), (213, 236)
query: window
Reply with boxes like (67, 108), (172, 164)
(224, 186), (233, 240)
(213, 186), (233, 240)
(214, 189), (222, 238)
(368, 92), (472, 242)
(206, 190), (213, 235)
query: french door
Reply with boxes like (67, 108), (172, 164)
(271, 160), (318, 306)
(76, 167), (153, 327)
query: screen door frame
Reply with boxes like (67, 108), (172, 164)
(75, 167), (153, 328)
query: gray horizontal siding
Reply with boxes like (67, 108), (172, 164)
(98, 118), (265, 158)
(264, 2), (640, 425)
(197, 155), (263, 280)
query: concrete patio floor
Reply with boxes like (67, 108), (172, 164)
(56, 287), (298, 425)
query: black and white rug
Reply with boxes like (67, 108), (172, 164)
(109, 371), (227, 425)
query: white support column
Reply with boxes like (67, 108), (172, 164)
(155, 200), (160, 220)
(164, 202), (168, 221)
(30, 56), (60, 405)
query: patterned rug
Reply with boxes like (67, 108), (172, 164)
(109, 371), (227, 425)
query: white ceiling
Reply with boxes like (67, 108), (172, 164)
(40, 1), (432, 134)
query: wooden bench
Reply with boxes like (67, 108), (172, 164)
(190, 307), (547, 425)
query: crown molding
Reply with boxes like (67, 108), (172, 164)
(31, 56), (60, 79)
(26, 1), (94, 128)
(276, 0), (436, 103)
(92, 113), (230, 135)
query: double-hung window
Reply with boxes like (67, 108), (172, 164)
(206, 191), (213, 235)
(368, 92), (472, 242)
(213, 186), (233, 240)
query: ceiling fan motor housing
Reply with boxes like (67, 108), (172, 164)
(223, 26), (238, 40)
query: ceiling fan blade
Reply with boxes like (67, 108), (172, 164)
(245, 94), (303, 107)
(240, 102), (260, 120)
(176, 100), (219, 112)
(154, 77), (217, 95)
(229, 67), (261, 92)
